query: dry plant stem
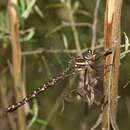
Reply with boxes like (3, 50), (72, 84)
(42, 1), (82, 128)
(42, 1), (81, 129)
(46, 22), (92, 37)
(103, 0), (123, 130)
(125, 97), (130, 118)
(91, 0), (101, 49)
(90, 113), (102, 130)
(22, 44), (103, 56)
(67, 0), (87, 113)
(81, 1), (101, 129)
(8, 0), (27, 130)
(42, 78), (75, 130)
(67, 0), (81, 51)
(22, 57), (29, 114)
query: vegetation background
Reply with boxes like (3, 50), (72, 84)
(0, 0), (129, 130)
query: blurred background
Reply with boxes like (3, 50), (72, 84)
(0, 0), (130, 130)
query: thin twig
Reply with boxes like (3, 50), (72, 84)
(46, 22), (91, 37)
(125, 97), (130, 119)
(41, 78), (75, 130)
(122, 80), (130, 88)
(91, 0), (101, 49)
(22, 44), (103, 56)
(67, 0), (81, 51)
(107, 45), (116, 130)
(90, 113), (102, 130)
(22, 48), (81, 55)
(76, 10), (92, 17)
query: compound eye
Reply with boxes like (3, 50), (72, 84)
(83, 49), (93, 60)
(88, 49), (92, 54)
(91, 50), (97, 59)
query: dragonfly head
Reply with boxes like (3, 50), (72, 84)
(83, 49), (96, 61)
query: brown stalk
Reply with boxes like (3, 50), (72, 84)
(8, 0), (27, 130)
(102, 0), (123, 130)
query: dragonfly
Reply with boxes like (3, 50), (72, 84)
(6, 49), (112, 112)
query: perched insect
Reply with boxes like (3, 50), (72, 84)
(75, 48), (112, 106)
(6, 49), (111, 112)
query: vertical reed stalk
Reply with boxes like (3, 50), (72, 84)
(102, 0), (123, 130)
(8, 0), (27, 130)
